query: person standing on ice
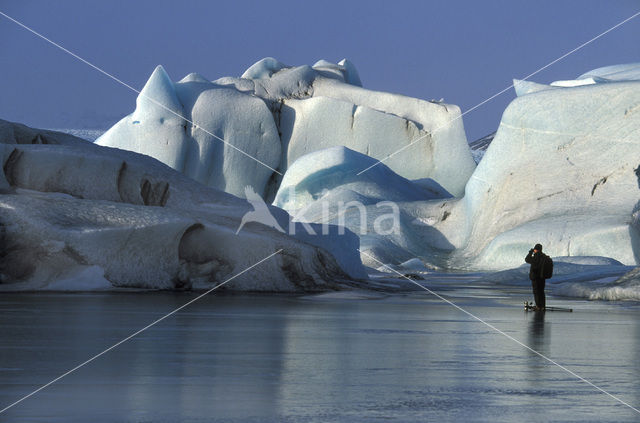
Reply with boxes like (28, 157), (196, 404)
(525, 243), (546, 311)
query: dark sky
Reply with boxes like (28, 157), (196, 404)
(0, 0), (639, 141)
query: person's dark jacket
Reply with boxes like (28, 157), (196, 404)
(525, 249), (544, 281)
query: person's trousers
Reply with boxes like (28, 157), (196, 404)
(532, 278), (546, 309)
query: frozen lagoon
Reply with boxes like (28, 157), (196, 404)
(1, 277), (640, 423)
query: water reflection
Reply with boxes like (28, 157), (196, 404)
(527, 310), (547, 356)
(2, 293), (640, 422)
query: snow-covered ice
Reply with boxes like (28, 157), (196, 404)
(1, 119), (366, 291)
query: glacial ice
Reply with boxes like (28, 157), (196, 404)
(556, 266), (640, 301)
(309, 78), (476, 196)
(478, 257), (639, 301)
(481, 257), (628, 286)
(273, 146), (454, 268)
(7, 59), (640, 298)
(98, 59), (476, 199)
(241, 57), (287, 79)
(97, 65), (282, 199)
(1, 119), (366, 291)
(337, 59), (363, 87)
(487, 259), (640, 302)
(514, 63), (640, 98)
(433, 77), (640, 269)
(578, 62), (640, 82)
(274, 146), (450, 211)
(339, 65), (640, 271)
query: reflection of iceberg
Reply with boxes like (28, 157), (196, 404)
(0, 119), (366, 291)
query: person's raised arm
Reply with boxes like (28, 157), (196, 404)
(525, 248), (534, 263)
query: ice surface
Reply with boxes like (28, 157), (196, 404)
(1, 119), (366, 291)
(9, 294), (640, 422)
(553, 256), (623, 266)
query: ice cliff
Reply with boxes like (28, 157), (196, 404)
(0, 119), (366, 291)
(96, 59), (476, 199)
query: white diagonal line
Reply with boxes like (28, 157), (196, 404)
(0, 249), (283, 415)
(356, 10), (640, 176)
(357, 248), (640, 415)
(0, 10), (283, 176)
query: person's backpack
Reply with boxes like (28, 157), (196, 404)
(541, 254), (553, 279)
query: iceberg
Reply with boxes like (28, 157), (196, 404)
(12, 59), (640, 284)
(478, 256), (637, 301)
(1, 119), (366, 291)
(97, 65), (282, 199)
(430, 75), (640, 270)
(273, 146), (454, 268)
(578, 63), (640, 82)
(98, 59), (476, 199)
(515, 63), (640, 98)
(555, 266), (640, 301)
(274, 146), (451, 211)
(350, 65), (640, 272)
(480, 257), (628, 286)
